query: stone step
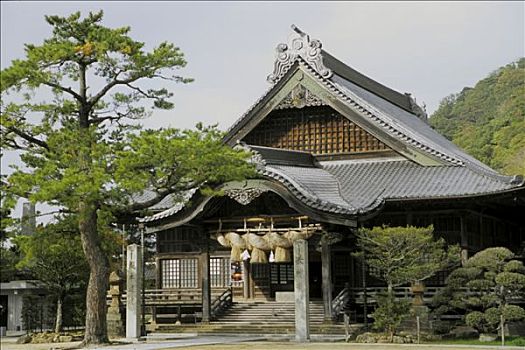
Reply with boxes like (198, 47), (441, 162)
(216, 319), (325, 323)
(211, 322), (326, 326)
(218, 315), (325, 319)
(223, 304), (323, 309)
(218, 314), (324, 320)
(226, 308), (324, 311)
(154, 324), (359, 335)
(223, 311), (324, 315)
(215, 301), (327, 324)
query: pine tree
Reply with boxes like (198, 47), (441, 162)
(1, 11), (254, 344)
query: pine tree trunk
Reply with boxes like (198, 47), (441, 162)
(79, 201), (110, 345)
(54, 296), (63, 333)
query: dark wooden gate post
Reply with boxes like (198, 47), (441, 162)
(293, 238), (310, 342)
(201, 249), (211, 323)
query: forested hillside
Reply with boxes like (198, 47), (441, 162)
(430, 58), (525, 175)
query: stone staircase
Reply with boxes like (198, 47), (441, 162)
(155, 300), (360, 335)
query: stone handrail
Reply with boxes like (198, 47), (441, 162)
(331, 284), (350, 319)
(211, 287), (233, 319)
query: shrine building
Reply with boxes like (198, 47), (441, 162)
(139, 26), (525, 336)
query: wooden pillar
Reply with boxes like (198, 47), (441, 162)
(293, 239), (310, 342)
(152, 256), (161, 327)
(460, 215), (468, 265)
(479, 213), (484, 249)
(242, 260), (250, 300)
(406, 211), (413, 226)
(249, 265), (255, 299)
(321, 239), (333, 323)
(200, 250), (211, 323)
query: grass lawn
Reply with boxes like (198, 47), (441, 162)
(431, 336), (525, 347)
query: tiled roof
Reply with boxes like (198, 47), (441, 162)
(259, 148), (523, 215)
(321, 50), (414, 113)
(262, 164), (354, 214)
(140, 30), (524, 224)
(321, 158), (523, 211)
(329, 73), (501, 176)
(139, 188), (197, 223)
(132, 190), (181, 211)
(141, 152), (524, 224)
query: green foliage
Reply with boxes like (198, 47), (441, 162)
(435, 336), (525, 346)
(355, 225), (459, 340)
(355, 225), (460, 289)
(14, 216), (90, 332)
(371, 292), (411, 340)
(503, 260), (525, 273)
(0, 244), (20, 282)
(430, 58), (525, 175)
(465, 311), (487, 333)
(0, 10), (255, 219)
(1, 11), (255, 342)
(465, 247), (515, 271)
(496, 271), (525, 291)
(465, 306), (525, 335)
(14, 216), (90, 296)
(502, 304), (525, 322)
(432, 247), (525, 334)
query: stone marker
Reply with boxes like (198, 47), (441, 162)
(126, 244), (142, 339)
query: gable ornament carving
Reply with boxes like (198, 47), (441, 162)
(276, 84), (325, 110)
(267, 25), (332, 84)
(225, 188), (268, 205)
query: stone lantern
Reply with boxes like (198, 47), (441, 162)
(106, 270), (125, 337)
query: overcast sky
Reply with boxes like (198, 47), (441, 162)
(1, 1), (524, 221)
(2, 1), (524, 131)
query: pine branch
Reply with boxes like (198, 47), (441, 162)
(5, 126), (49, 150)
(88, 76), (139, 108)
(42, 81), (83, 102)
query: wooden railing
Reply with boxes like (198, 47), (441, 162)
(349, 286), (442, 305)
(349, 286), (524, 305)
(109, 288), (228, 306)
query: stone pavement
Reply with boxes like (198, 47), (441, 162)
(168, 344), (525, 350)
(0, 334), (265, 350)
(1, 334), (525, 350)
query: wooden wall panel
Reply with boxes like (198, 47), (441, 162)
(243, 106), (390, 155)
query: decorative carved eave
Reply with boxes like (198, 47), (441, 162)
(275, 84), (325, 110)
(224, 188), (268, 205)
(267, 25), (332, 84)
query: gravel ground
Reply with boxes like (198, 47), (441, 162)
(2, 336), (524, 350)
(158, 342), (525, 350)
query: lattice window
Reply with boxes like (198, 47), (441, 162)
(333, 253), (351, 277)
(161, 258), (198, 288)
(243, 106), (390, 155)
(270, 263), (294, 285)
(252, 264), (270, 280)
(210, 257), (231, 288)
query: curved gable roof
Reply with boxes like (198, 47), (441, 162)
(140, 27), (524, 225)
